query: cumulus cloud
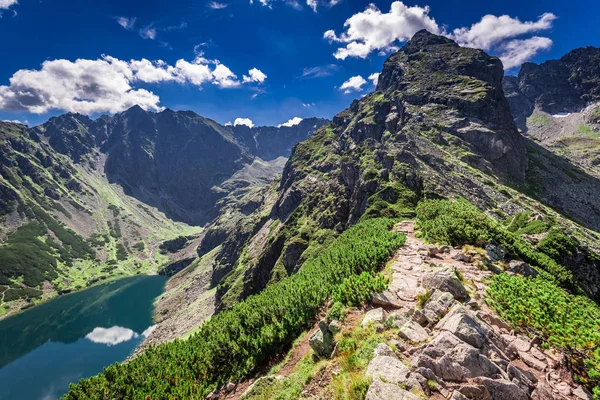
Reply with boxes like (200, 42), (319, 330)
(0, 0), (17, 10)
(0, 55), (266, 114)
(450, 13), (556, 50)
(368, 72), (379, 86)
(242, 68), (267, 83)
(208, 1), (229, 9)
(278, 117), (303, 127)
(116, 16), (136, 30)
(224, 121), (232, 126)
(499, 36), (553, 69)
(301, 64), (339, 78)
(86, 326), (139, 346)
(234, 118), (254, 127)
(339, 75), (367, 94)
(324, 2), (441, 60)
(324, 2), (556, 69)
(306, 0), (317, 12)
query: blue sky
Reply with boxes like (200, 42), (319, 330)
(0, 0), (598, 127)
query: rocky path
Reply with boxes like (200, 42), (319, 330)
(362, 220), (594, 400)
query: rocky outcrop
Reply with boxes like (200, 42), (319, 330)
(358, 221), (593, 400)
(503, 46), (600, 128)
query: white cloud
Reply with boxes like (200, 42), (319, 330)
(324, 3), (556, 69)
(242, 68), (267, 83)
(234, 118), (254, 127)
(2, 119), (27, 125)
(254, 0), (339, 11)
(140, 26), (157, 40)
(116, 16), (136, 30)
(339, 75), (367, 94)
(278, 117), (303, 127)
(86, 326), (139, 346)
(212, 64), (240, 88)
(303, 102), (316, 108)
(0, 0), (17, 10)
(450, 13), (556, 50)
(0, 55), (265, 114)
(208, 1), (229, 9)
(324, 2), (441, 60)
(368, 72), (379, 86)
(301, 64), (339, 78)
(499, 36), (553, 69)
(306, 0), (317, 12)
(224, 121), (232, 126)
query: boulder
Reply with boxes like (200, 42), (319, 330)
(309, 320), (334, 358)
(372, 343), (395, 358)
(477, 310), (510, 331)
(362, 308), (385, 327)
(531, 381), (562, 400)
(399, 320), (430, 343)
(453, 253), (472, 263)
(508, 261), (538, 277)
(486, 243), (507, 262)
(573, 386), (595, 400)
(420, 290), (455, 326)
(439, 312), (487, 348)
(422, 265), (469, 299)
(519, 351), (546, 372)
(458, 385), (493, 400)
(372, 291), (403, 308)
(474, 377), (529, 400)
(450, 391), (470, 400)
(329, 320), (343, 335)
(366, 355), (411, 386)
(365, 378), (421, 400)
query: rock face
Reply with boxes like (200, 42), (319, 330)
(33, 107), (327, 225)
(377, 30), (527, 180)
(231, 117), (328, 161)
(503, 46), (600, 128)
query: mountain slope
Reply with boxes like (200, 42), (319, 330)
(0, 110), (326, 318)
(144, 31), (600, 351)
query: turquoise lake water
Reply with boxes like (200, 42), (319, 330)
(0, 275), (167, 400)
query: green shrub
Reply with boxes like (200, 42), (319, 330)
(333, 272), (390, 307)
(487, 274), (600, 396)
(327, 301), (347, 322)
(65, 218), (405, 399)
(415, 199), (574, 288)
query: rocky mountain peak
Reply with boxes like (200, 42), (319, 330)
(359, 30), (526, 180)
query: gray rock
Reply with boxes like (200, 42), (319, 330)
(329, 320), (343, 335)
(519, 351), (546, 372)
(531, 381), (562, 400)
(458, 385), (492, 400)
(373, 343), (397, 358)
(453, 253), (472, 263)
(450, 391), (470, 400)
(475, 377), (529, 400)
(477, 310), (511, 331)
(508, 260), (538, 277)
(309, 320), (334, 358)
(372, 291), (403, 308)
(486, 243), (507, 262)
(573, 386), (595, 400)
(362, 308), (385, 327)
(365, 378), (421, 400)
(399, 320), (430, 343)
(387, 311), (410, 328)
(365, 356), (411, 386)
(421, 290), (455, 326)
(439, 312), (487, 348)
(422, 265), (469, 299)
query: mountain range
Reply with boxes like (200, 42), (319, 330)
(2, 28), (600, 400)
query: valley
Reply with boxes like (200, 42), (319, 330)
(1, 25), (600, 400)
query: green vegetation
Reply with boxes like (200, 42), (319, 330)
(415, 199), (575, 288)
(332, 272), (389, 307)
(505, 212), (552, 235)
(578, 124), (600, 138)
(65, 218), (405, 398)
(0, 222), (58, 287)
(527, 114), (552, 126)
(326, 301), (347, 322)
(361, 182), (418, 221)
(487, 274), (600, 398)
